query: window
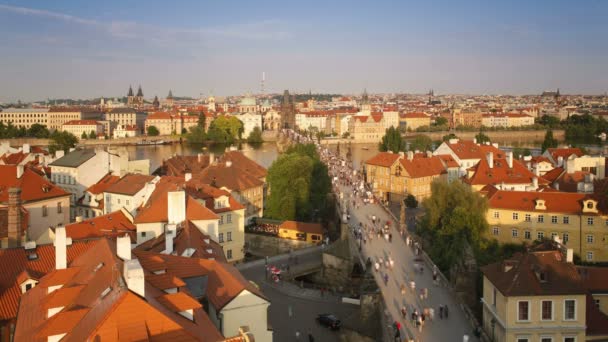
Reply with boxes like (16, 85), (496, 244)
(524, 231), (531, 240)
(227, 232), (232, 242)
(595, 299), (600, 308)
(57, 202), (62, 214)
(493, 211), (499, 219)
(537, 231), (544, 240)
(563, 233), (569, 243)
(538, 215), (544, 223)
(492, 288), (497, 306)
(117, 198), (121, 204)
(512, 229), (518, 238)
(126, 200), (130, 206)
(219, 215), (224, 225)
(563, 337), (576, 342)
(541, 300), (553, 320)
(605, 219), (608, 226)
(551, 216), (558, 224)
(587, 252), (594, 261)
(517, 339), (529, 342)
(588, 217), (594, 226)
(587, 235), (594, 244)
(219, 233), (224, 243)
(525, 214), (531, 222)
(25, 283), (33, 292)
(513, 212), (519, 220)
(551, 232), (558, 240)
(226, 249), (232, 259)
(564, 300), (576, 320)
(541, 338), (553, 342)
(563, 216), (570, 224)
(42, 205), (48, 217)
(227, 214), (232, 223)
(492, 227), (499, 236)
(518, 301), (530, 321)
(141, 232), (146, 237)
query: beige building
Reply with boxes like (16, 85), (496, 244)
(105, 107), (147, 134)
(0, 108), (49, 129)
(62, 120), (104, 138)
(483, 185), (608, 262)
(144, 111), (198, 135)
(481, 249), (589, 342)
(400, 112), (431, 131)
(47, 107), (104, 131)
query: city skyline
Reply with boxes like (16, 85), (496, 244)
(1, 0), (607, 102)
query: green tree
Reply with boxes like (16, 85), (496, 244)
(266, 143), (331, 221)
(417, 180), (489, 272)
(186, 126), (206, 143)
(89, 130), (97, 139)
(475, 131), (491, 144)
(541, 129), (558, 152)
(442, 133), (458, 142)
(49, 131), (78, 155)
(247, 127), (264, 144)
(147, 126), (160, 136)
(434, 117), (448, 126)
(538, 115), (560, 128)
(81, 131), (88, 139)
(409, 134), (433, 151)
(27, 124), (50, 138)
(206, 116), (244, 143)
(405, 194), (418, 208)
(378, 126), (405, 152)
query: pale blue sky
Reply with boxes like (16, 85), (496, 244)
(0, 0), (607, 102)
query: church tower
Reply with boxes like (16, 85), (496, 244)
(280, 90), (296, 129)
(127, 85), (135, 107)
(153, 96), (160, 110)
(361, 89), (371, 115)
(135, 85), (144, 108)
(166, 90), (174, 108)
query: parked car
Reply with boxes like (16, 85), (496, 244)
(316, 314), (341, 330)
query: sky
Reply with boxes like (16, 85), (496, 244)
(0, 0), (607, 102)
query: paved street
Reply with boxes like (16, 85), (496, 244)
(238, 247), (359, 342)
(325, 152), (479, 340)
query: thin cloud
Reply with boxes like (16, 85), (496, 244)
(0, 4), (291, 43)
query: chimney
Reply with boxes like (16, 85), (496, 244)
(557, 156), (564, 167)
(117, 234), (131, 261)
(185, 172), (192, 182)
(566, 249), (574, 263)
(22, 144), (30, 154)
(473, 137), (477, 144)
(16, 165), (24, 179)
(486, 152), (494, 168)
(448, 138), (459, 144)
(55, 150), (64, 158)
(165, 224), (176, 254)
(75, 216), (83, 223)
(197, 153), (203, 163)
(407, 151), (414, 161)
(507, 151), (513, 168)
(426, 151), (432, 158)
(54, 226), (67, 270)
(209, 153), (215, 165)
(492, 143), (499, 148)
(123, 259), (145, 297)
(398, 151), (404, 159)
(533, 176), (538, 189)
(533, 163), (540, 176)
(8, 188), (22, 247)
(167, 191), (186, 224)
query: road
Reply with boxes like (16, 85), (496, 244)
(313, 134), (478, 341)
(238, 247), (359, 342)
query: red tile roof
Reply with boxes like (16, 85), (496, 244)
(0, 166), (70, 203)
(399, 155), (446, 178)
(65, 209), (136, 242)
(402, 112), (429, 119)
(444, 140), (503, 160)
(104, 173), (156, 195)
(194, 163), (263, 193)
(156, 292), (202, 312)
(465, 157), (546, 186)
(0, 241), (95, 321)
(84, 173), (121, 195)
(541, 167), (565, 183)
(365, 152), (400, 167)
(547, 148), (584, 162)
(483, 186), (596, 214)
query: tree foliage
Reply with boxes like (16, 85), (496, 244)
(186, 126), (207, 144)
(434, 117), (448, 126)
(409, 134), (433, 152)
(475, 131), (491, 144)
(405, 194), (418, 208)
(416, 180), (489, 272)
(198, 112), (207, 129)
(147, 126), (160, 136)
(89, 130), (97, 139)
(378, 126), (405, 152)
(247, 127), (264, 144)
(442, 133), (458, 142)
(265, 143), (331, 221)
(541, 129), (558, 153)
(81, 131), (88, 139)
(0, 122), (49, 138)
(206, 116), (244, 144)
(49, 131), (78, 155)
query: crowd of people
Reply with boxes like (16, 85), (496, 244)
(285, 129), (456, 342)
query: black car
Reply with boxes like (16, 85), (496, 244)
(316, 314), (341, 330)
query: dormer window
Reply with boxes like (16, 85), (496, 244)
(583, 199), (598, 213)
(535, 199), (546, 210)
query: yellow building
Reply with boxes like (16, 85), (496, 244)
(483, 185), (608, 262)
(277, 220), (324, 243)
(364, 151), (455, 202)
(481, 250), (589, 342)
(400, 112), (431, 131)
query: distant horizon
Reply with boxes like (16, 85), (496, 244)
(1, 0), (607, 102)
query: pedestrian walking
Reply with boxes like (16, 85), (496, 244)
(308, 330), (314, 342)
(439, 305), (443, 319)
(444, 304), (449, 318)
(429, 307), (435, 321)
(423, 288), (428, 299)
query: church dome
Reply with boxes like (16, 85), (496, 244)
(240, 96), (256, 106)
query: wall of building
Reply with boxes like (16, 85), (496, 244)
(222, 291), (272, 342)
(244, 233), (314, 257)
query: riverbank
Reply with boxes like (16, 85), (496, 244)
(320, 129), (565, 147)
